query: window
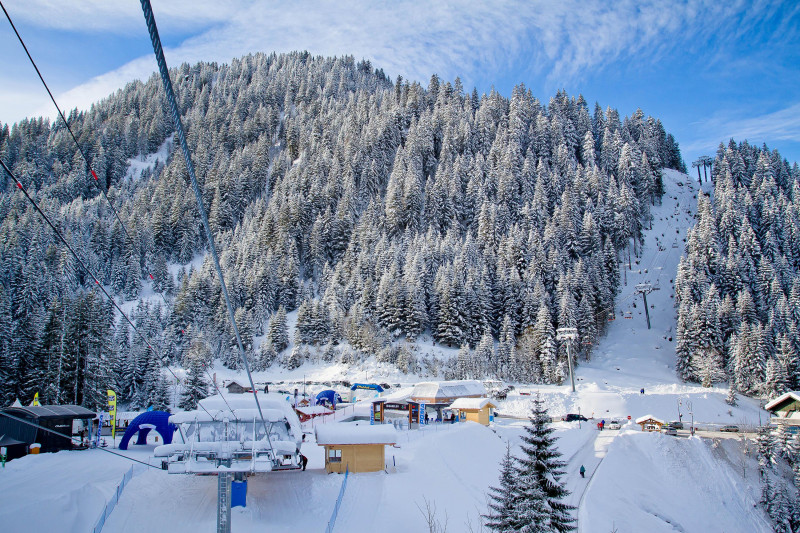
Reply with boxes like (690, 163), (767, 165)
(328, 448), (342, 463)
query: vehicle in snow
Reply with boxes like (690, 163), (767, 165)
(562, 413), (588, 422)
(668, 421), (684, 429)
(719, 425), (740, 432)
(154, 393), (303, 474)
(663, 427), (678, 436)
(607, 420), (621, 430)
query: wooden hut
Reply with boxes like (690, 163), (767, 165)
(0, 405), (96, 459)
(635, 414), (665, 432)
(224, 379), (252, 394)
(315, 423), (397, 473)
(765, 392), (800, 434)
(448, 398), (497, 425)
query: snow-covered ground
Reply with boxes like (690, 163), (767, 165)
(0, 170), (774, 531)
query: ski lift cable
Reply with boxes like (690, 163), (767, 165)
(3, 3), (238, 422)
(0, 158), (219, 422)
(140, 0), (274, 456)
(0, 410), (160, 469)
(0, 1), (172, 311)
(4, 0), (263, 427)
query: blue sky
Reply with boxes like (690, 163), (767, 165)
(1, 0), (799, 166)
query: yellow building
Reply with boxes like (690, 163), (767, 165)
(315, 423), (398, 474)
(448, 398), (497, 426)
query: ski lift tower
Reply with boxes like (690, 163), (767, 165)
(691, 156), (713, 185)
(557, 327), (578, 393)
(635, 283), (654, 329)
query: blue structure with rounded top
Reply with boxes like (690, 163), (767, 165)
(315, 389), (343, 408)
(119, 410), (176, 450)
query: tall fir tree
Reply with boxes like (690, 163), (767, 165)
(515, 392), (576, 532)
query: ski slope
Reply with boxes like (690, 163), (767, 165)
(0, 170), (775, 531)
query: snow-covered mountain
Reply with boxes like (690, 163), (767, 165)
(0, 168), (777, 533)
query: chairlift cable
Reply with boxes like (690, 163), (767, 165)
(0, 0), (172, 311)
(140, 0), (275, 459)
(0, 410), (160, 469)
(2, 2), (245, 425)
(0, 158), (192, 415)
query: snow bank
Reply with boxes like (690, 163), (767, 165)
(581, 430), (771, 533)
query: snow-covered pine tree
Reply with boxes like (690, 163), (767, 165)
(267, 305), (290, 353)
(516, 392), (576, 532)
(483, 442), (519, 532)
(179, 344), (209, 410)
(725, 384), (737, 406)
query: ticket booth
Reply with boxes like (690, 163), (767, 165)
(371, 400), (385, 424)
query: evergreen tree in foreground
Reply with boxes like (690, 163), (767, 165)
(484, 442), (520, 532)
(516, 392), (576, 532)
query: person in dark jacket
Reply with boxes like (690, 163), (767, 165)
(300, 454), (308, 471)
(580, 465), (586, 478)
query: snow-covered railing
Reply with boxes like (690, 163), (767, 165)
(325, 465), (349, 533)
(92, 464), (146, 533)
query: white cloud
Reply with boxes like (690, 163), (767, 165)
(1, 0), (786, 125)
(3, 1), (248, 32)
(683, 102), (800, 155)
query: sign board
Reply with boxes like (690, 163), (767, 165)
(107, 389), (117, 443)
(96, 413), (104, 447)
(420, 403), (426, 425)
(370, 404), (375, 425)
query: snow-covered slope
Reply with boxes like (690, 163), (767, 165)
(1, 170), (775, 532)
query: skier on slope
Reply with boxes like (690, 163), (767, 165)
(580, 465), (586, 478)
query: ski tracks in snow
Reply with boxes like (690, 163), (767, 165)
(564, 427), (618, 533)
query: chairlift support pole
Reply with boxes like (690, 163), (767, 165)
(635, 283), (653, 329)
(557, 327), (578, 393)
(217, 471), (232, 533)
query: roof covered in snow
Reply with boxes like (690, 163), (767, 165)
(764, 391), (800, 412)
(635, 414), (665, 425)
(2, 405), (96, 420)
(411, 380), (486, 401)
(315, 423), (398, 445)
(449, 398), (496, 410)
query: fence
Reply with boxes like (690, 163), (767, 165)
(324, 465), (349, 533)
(92, 464), (146, 533)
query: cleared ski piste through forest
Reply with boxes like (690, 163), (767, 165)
(0, 170), (775, 531)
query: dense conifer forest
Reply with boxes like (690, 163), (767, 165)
(675, 141), (800, 397)
(0, 51), (686, 409)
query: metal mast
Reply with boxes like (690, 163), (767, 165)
(557, 328), (578, 393)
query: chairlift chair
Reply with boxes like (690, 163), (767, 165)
(623, 311), (633, 319)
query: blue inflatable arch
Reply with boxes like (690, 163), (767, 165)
(119, 411), (176, 450)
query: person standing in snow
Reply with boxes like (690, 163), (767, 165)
(580, 465), (586, 478)
(300, 454), (308, 471)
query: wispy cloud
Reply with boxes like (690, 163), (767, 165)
(3, 0), (793, 126)
(683, 102), (800, 154)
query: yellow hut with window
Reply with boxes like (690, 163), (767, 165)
(448, 397), (497, 425)
(315, 423), (398, 474)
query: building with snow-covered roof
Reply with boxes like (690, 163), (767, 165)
(224, 379), (252, 394)
(635, 415), (665, 432)
(448, 398), (497, 426)
(765, 392), (800, 433)
(315, 423), (397, 473)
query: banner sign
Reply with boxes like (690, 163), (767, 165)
(420, 403), (426, 425)
(107, 390), (117, 444)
